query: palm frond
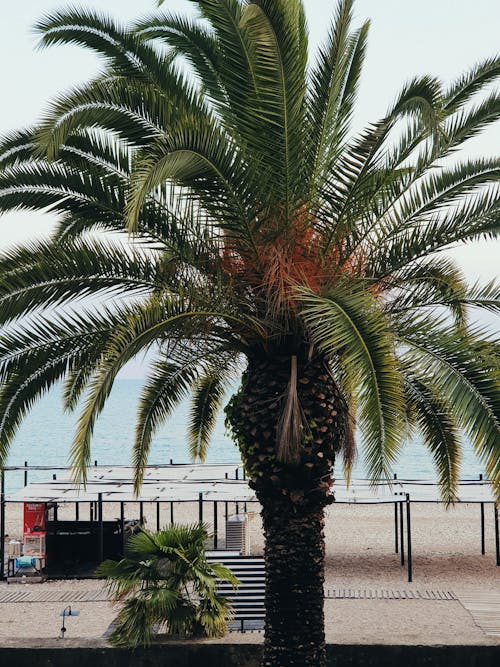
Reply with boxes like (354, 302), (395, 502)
(188, 360), (236, 461)
(404, 374), (462, 504)
(0, 307), (127, 466)
(0, 237), (162, 326)
(308, 0), (368, 193)
(444, 56), (500, 112)
(398, 318), (500, 490)
(297, 284), (405, 480)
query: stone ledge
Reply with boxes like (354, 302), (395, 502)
(0, 643), (499, 667)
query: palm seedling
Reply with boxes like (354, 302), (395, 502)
(97, 523), (238, 646)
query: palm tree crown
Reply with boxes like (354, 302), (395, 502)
(0, 0), (499, 496)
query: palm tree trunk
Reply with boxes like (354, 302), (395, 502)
(226, 350), (347, 667)
(262, 501), (326, 666)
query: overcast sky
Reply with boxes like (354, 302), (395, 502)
(0, 0), (498, 375)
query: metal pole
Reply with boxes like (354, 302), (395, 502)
(24, 461), (28, 487)
(198, 493), (203, 523)
(399, 500), (405, 566)
(213, 501), (218, 549)
(481, 503), (485, 555)
(0, 469), (5, 580)
(235, 468), (239, 480)
(495, 503), (499, 567)
(120, 502), (125, 554)
(139, 502), (144, 525)
(406, 494), (412, 583)
(170, 501), (174, 525)
(394, 502), (399, 553)
(75, 503), (79, 521)
(479, 474), (485, 555)
(394, 473), (398, 554)
(98, 493), (104, 564)
(156, 502), (160, 532)
(225, 501), (228, 522)
(90, 502), (94, 522)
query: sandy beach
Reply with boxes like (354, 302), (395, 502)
(1, 500), (499, 646)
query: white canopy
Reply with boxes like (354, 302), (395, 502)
(6, 464), (496, 504)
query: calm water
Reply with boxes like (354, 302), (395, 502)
(5, 379), (484, 492)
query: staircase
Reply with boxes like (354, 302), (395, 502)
(206, 551), (265, 632)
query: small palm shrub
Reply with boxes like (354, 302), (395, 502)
(97, 523), (238, 647)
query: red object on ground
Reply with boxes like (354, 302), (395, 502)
(23, 502), (46, 535)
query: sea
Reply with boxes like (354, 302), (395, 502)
(4, 378), (485, 493)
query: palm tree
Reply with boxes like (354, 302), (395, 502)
(97, 523), (238, 647)
(0, 1), (499, 664)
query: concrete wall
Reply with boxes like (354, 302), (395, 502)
(1, 644), (499, 667)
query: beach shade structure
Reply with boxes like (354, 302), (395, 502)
(1, 464), (499, 582)
(0, 463), (257, 577)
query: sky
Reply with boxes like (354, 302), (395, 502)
(0, 0), (499, 376)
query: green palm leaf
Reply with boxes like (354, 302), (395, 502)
(297, 284), (405, 480)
